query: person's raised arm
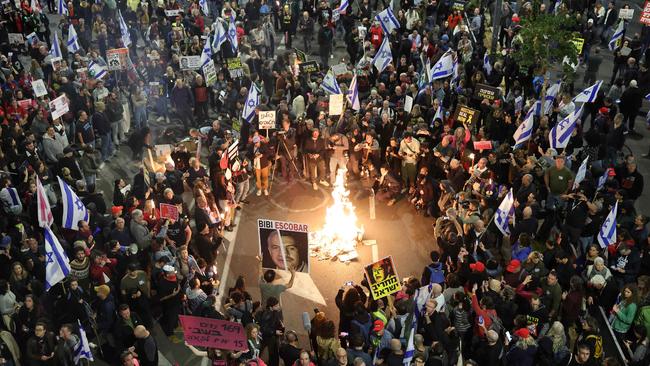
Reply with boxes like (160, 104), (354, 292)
(185, 342), (208, 358)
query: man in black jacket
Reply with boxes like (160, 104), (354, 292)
(113, 304), (144, 352)
(302, 128), (328, 190)
(92, 101), (114, 164)
(105, 91), (125, 146)
(257, 297), (284, 366)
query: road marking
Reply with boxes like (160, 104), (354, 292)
(372, 244), (378, 262)
(216, 210), (242, 306)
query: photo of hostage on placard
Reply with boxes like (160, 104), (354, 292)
(258, 224), (309, 273)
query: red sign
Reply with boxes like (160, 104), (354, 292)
(179, 315), (247, 351)
(642, 1), (650, 25)
(18, 99), (32, 109)
(473, 140), (493, 150)
(160, 203), (179, 221)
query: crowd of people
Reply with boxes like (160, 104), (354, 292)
(0, 0), (649, 366)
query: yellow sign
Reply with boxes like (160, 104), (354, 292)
(571, 38), (585, 54)
(364, 256), (402, 300)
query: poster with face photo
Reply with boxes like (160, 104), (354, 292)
(364, 256), (401, 300)
(258, 219), (309, 273)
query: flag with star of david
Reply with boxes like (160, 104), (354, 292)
(372, 37), (392, 73)
(44, 226), (70, 290)
(242, 84), (259, 123)
(227, 17), (238, 53)
(57, 176), (89, 231)
(375, 7), (400, 35)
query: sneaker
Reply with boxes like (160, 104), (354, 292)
(264, 189), (269, 196)
(319, 180), (330, 187)
(256, 190), (262, 196)
(312, 182), (318, 190)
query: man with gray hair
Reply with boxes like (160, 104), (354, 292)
(130, 209), (152, 250)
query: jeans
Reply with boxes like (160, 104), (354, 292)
(111, 120), (124, 145)
(100, 132), (114, 161)
(134, 105), (148, 130)
(235, 178), (250, 203)
(546, 193), (567, 211)
(329, 156), (348, 184)
(306, 158), (326, 183)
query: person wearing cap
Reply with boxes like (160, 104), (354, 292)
(121, 264), (153, 329)
(93, 284), (116, 334)
(505, 328), (537, 364)
(249, 134), (272, 196)
(158, 264), (182, 341)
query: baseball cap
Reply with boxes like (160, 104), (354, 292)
(506, 259), (521, 272)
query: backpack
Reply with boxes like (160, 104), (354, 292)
(427, 263), (445, 284)
(350, 318), (372, 345)
(240, 301), (255, 327)
(585, 334), (603, 360)
(487, 311), (505, 335)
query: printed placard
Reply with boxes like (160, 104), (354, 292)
(106, 48), (129, 71)
(453, 105), (480, 126)
(226, 57), (243, 78)
(179, 315), (247, 351)
(258, 111), (276, 130)
(202, 60), (217, 86)
(329, 94), (344, 116)
(7, 33), (23, 45)
(160, 203), (179, 221)
(473, 83), (500, 101)
(571, 37), (585, 54)
(258, 219), (310, 273)
(473, 140), (493, 150)
(642, 1), (650, 25)
(404, 95), (413, 113)
(619, 8), (634, 20)
(331, 63), (348, 76)
(48, 94), (69, 120)
(299, 61), (320, 74)
(364, 256), (402, 300)
(17, 99), (32, 109)
(180, 55), (201, 71)
(32, 79), (48, 97)
(165, 9), (183, 17)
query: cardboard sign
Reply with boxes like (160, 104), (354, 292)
(619, 8), (634, 20)
(226, 57), (243, 78)
(364, 256), (402, 300)
(331, 63), (348, 76)
(160, 203), (179, 221)
(258, 219), (310, 273)
(165, 9), (183, 17)
(299, 61), (320, 74)
(202, 60), (217, 86)
(404, 95), (413, 113)
(329, 94), (344, 116)
(32, 79), (48, 97)
(106, 48), (129, 71)
(48, 94), (69, 120)
(571, 37), (585, 54)
(473, 140), (493, 150)
(453, 105), (479, 126)
(7, 33), (23, 45)
(258, 111), (276, 130)
(642, 1), (650, 25)
(474, 83), (500, 101)
(179, 315), (247, 351)
(180, 55), (201, 71)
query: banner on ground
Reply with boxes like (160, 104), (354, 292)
(258, 219), (310, 273)
(202, 60), (217, 85)
(160, 203), (179, 221)
(365, 256), (401, 300)
(473, 83), (500, 101)
(179, 315), (247, 351)
(106, 48), (129, 71)
(299, 61), (320, 74)
(180, 55), (201, 71)
(258, 111), (276, 129)
(48, 94), (69, 120)
(453, 105), (479, 126)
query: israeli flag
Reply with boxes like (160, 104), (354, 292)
(431, 104), (443, 126)
(513, 111), (534, 147)
(88, 60), (107, 80)
(645, 93), (650, 101)
(200, 35), (212, 67)
(44, 226), (70, 290)
(227, 18), (238, 53)
(375, 7), (400, 35)
(372, 37), (392, 73)
(199, 0), (209, 16)
(348, 75), (360, 111)
(597, 169), (609, 191)
(118, 10), (132, 47)
(573, 80), (602, 103)
(74, 320), (94, 363)
(67, 24), (81, 53)
(573, 157), (589, 190)
(543, 81), (561, 115)
(321, 70), (341, 94)
(597, 201), (618, 248)
(57, 0), (68, 15)
(213, 19), (227, 51)
(514, 96), (524, 113)
(430, 51), (454, 81)
(549, 107), (582, 149)
(608, 20), (625, 51)
(495, 189), (515, 236)
(58, 176), (89, 231)
(337, 0), (350, 14)
(451, 58), (460, 86)
(524, 100), (542, 121)
(242, 84), (259, 123)
(483, 53), (492, 76)
(49, 32), (62, 58)
(403, 313), (416, 366)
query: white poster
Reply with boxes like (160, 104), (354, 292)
(32, 79), (48, 97)
(48, 94), (69, 120)
(165, 9), (182, 17)
(329, 94), (344, 116)
(331, 63), (348, 76)
(202, 60), (217, 86)
(258, 111), (276, 129)
(7, 33), (23, 45)
(619, 9), (634, 20)
(404, 95), (413, 113)
(180, 55), (202, 70)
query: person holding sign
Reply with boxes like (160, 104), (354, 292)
(248, 135), (272, 196)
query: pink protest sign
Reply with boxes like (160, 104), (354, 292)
(179, 315), (247, 351)
(473, 140), (493, 150)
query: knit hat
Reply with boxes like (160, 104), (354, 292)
(506, 259), (521, 272)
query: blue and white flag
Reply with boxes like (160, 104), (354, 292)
(227, 18), (238, 53)
(118, 10), (132, 47)
(645, 93), (650, 101)
(67, 24), (81, 53)
(451, 58), (460, 86)
(543, 81), (561, 115)
(337, 0), (350, 13)
(58, 176), (89, 231)
(372, 37), (392, 73)
(87, 60), (107, 80)
(597, 169), (610, 191)
(199, 0), (209, 16)
(74, 320), (94, 363)
(242, 85), (259, 123)
(573, 80), (602, 103)
(375, 7), (400, 35)
(513, 111), (534, 147)
(430, 51), (454, 81)
(495, 189), (515, 236)
(213, 20), (227, 51)
(57, 0), (68, 15)
(403, 312), (416, 366)
(200, 35), (212, 67)
(483, 53), (492, 76)
(514, 96), (524, 113)
(573, 157), (589, 190)
(44, 226), (70, 290)
(549, 107), (582, 149)
(431, 104), (443, 125)
(49, 32), (62, 58)
(321, 70), (341, 94)
(553, 0), (561, 14)
(597, 201), (618, 248)
(608, 20), (625, 51)
(524, 100), (542, 120)
(348, 75), (360, 111)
